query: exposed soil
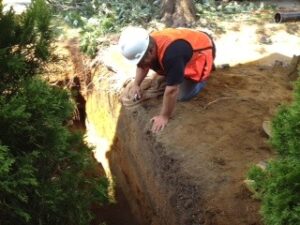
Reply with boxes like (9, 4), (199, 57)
(41, 1), (300, 224)
(86, 2), (300, 223)
(91, 186), (139, 225)
(150, 62), (293, 224)
(95, 58), (295, 225)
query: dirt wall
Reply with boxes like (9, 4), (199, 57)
(85, 76), (192, 224)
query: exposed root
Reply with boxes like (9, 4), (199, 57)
(203, 96), (251, 110)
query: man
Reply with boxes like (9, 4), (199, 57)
(118, 27), (216, 133)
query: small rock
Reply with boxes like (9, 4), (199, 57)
(184, 199), (193, 209)
(262, 120), (272, 137)
(259, 36), (272, 45)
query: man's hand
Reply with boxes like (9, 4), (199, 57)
(131, 84), (142, 101)
(150, 115), (169, 133)
(149, 85), (178, 133)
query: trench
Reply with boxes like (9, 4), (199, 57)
(62, 40), (139, 225)
(65, 42), (199, 224)
(83, 83), (156, 225)
(60, 34), (207, 225)
(84, 89), (162, 225)
(83, 68), (205, 225)
(68, 81), (138, 225)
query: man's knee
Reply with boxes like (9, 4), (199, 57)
(178, 80), (207, 101)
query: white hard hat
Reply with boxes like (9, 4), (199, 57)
(118, 27), (150, 65)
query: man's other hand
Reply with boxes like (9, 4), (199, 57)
(150, 115), (169, 133)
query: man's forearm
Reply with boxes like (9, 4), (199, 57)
(134, 67), (149, 86)
(160, 85), (179, 118)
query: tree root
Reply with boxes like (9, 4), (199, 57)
(202, 96), (251, 110)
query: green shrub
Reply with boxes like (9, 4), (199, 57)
(247, 165), (267, 198)
(0, 2), (109, 224)
(0, 78), (109, 225)
(0, 145), (38, 224)
(262, 159), (300, 225)
(0, 0), (52, 95)
(271, 80), (300, 159)
(250, 159), (300, 225)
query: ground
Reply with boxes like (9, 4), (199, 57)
(150, 62), (293, 224)
(40, 1), (300, 224)
(88, 2), (300, 224)
(89, 57), (295, 224)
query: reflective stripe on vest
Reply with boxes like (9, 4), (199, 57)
(151, 28), (214, 82)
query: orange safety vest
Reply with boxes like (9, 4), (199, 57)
(151, 28), (214, 82)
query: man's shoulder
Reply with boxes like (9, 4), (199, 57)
(164, 40), (193, 59)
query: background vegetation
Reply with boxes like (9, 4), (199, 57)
(50, 0), (274, 57)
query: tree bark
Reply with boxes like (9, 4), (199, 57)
(160, 0), (197, 27)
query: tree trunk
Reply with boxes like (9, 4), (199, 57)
(160, 0), (197, 27)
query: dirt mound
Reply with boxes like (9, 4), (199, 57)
(151, 59), (293, 224)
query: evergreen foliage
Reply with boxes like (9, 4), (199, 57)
(248, 159), (300, 225)
(271, 80), (300, 159)
(0, 79), (109, 225)
(261, 159), (300, 225)
(247, 74), (300, 225)
(0, 1), (109, 224)
(0, 0), (52, 95)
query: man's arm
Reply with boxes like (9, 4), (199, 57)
(131, 66), (149, 100)
(151, 85), (179, 133)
